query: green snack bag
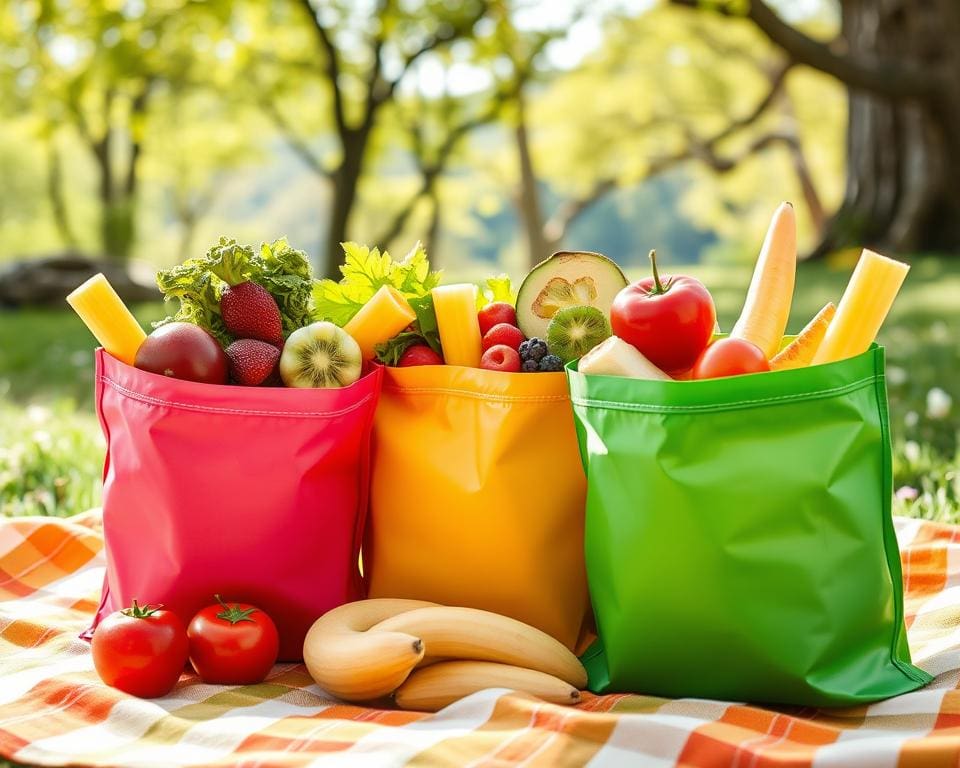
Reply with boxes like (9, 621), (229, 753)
(567, 344), (930, 707)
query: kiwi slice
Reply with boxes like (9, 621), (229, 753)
(546, 306), (612, 364)
(279, 321), (363, 388)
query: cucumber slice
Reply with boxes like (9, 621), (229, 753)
(515, 251), (628, 339)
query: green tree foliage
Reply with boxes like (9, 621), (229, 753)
(0, 0), (848, 272)
(0, 0), (238, 262)
(528, 5), (844, 263)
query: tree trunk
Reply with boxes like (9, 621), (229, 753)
(424, 187), (441, 258)
(513, 91), (551, 268)
(323, 130), (368, 279)
(813, 0), (960, 257)
(45, 135), (77, 249)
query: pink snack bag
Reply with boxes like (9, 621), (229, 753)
(86, 349), (382, 660)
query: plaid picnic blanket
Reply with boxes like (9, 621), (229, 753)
(1, 512), (959, 768)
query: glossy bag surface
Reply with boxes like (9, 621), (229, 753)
(88, 349), (382, 660)
(366, 365), (590, 650)
(568, 345), (930, 706)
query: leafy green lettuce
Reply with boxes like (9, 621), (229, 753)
(312, 241), (442, 327)
(477, 274), (516, 308)
(155, 236), (315, 346)
(313, 241), (444, 365)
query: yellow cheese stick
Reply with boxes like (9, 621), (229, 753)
(66, 273), (146, 365)
(343, 285), (416, 359)
(432, 284), (482, 368)
(811, 249), (909, 365)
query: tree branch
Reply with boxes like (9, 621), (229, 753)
(375, 93), (508, 248)
(671, 0), (939, 100)
(544, 59), (791, 245)
(259, 95), (331, 178)
(295, 0), (348, 137)
(124, 78), (154, 198)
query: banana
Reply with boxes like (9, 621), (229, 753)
(369, 606), (587, 689)
(302, 598), (436, 701)
(394, 660), (581, 712)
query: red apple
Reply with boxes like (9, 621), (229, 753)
(135, 323), (229, 384)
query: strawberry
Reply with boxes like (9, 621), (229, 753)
(397, 345), (443, 366)
(478, 302), (517, 336)
(226, 338), (281, 386)
(480, 344), (522, 373)
(220, 282), (283, 346)
(482, 323), (525, 352)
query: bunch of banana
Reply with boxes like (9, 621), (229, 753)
(302, 599), (586, 712)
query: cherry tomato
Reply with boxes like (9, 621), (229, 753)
(609, 250), (716, 375)
(693, 337), (771, 379)
(187, 596), (279, 684)
(91, 600), (188, 698)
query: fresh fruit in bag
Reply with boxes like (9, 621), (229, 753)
(730, 202), (797, 359)
(397, 344), (443, 366)
(156, 237), (315, 347)
(187, 596), (279, 685)
(280, 321), (362, 388)
(482, 322), (525, 352)
(225, 338), (281, 386)
(477, 301), (518, 335)
(519, 337), (548, 366)
(135, 322), (229, 384)
(546, 306), (611, 364)
(480, 344), (522, 372)
(218, 281), (284, 346)
(693, 337), (770, 379)
(579, 336), (671, 380)
(515, 251), (627, 339)
(610, 249), (716, 375)
(770, 302), (836, 371)
(91, 600), (189, 698)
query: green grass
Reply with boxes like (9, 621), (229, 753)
(0, 257), (957, 520)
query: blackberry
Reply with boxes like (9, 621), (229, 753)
(538, 354), (564, 372)
(521, 358), (540, 373)
(519, 337), (548, 362)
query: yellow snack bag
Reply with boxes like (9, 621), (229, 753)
(366, 364), (590, 650)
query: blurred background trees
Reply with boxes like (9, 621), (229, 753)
(0, 0), (953, 280)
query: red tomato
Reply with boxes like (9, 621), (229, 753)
(91, 600), (188, 698)
(693, 338), (771, 379)
(609, 250), (716, 374)
(187, 596), (279, 684)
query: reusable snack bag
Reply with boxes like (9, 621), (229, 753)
(568, 344), (931, 706)
(88, 349), (383, 660)
(366, 365), (590, 650)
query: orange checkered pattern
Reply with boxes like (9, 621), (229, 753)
(1, 511), (959, 767)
